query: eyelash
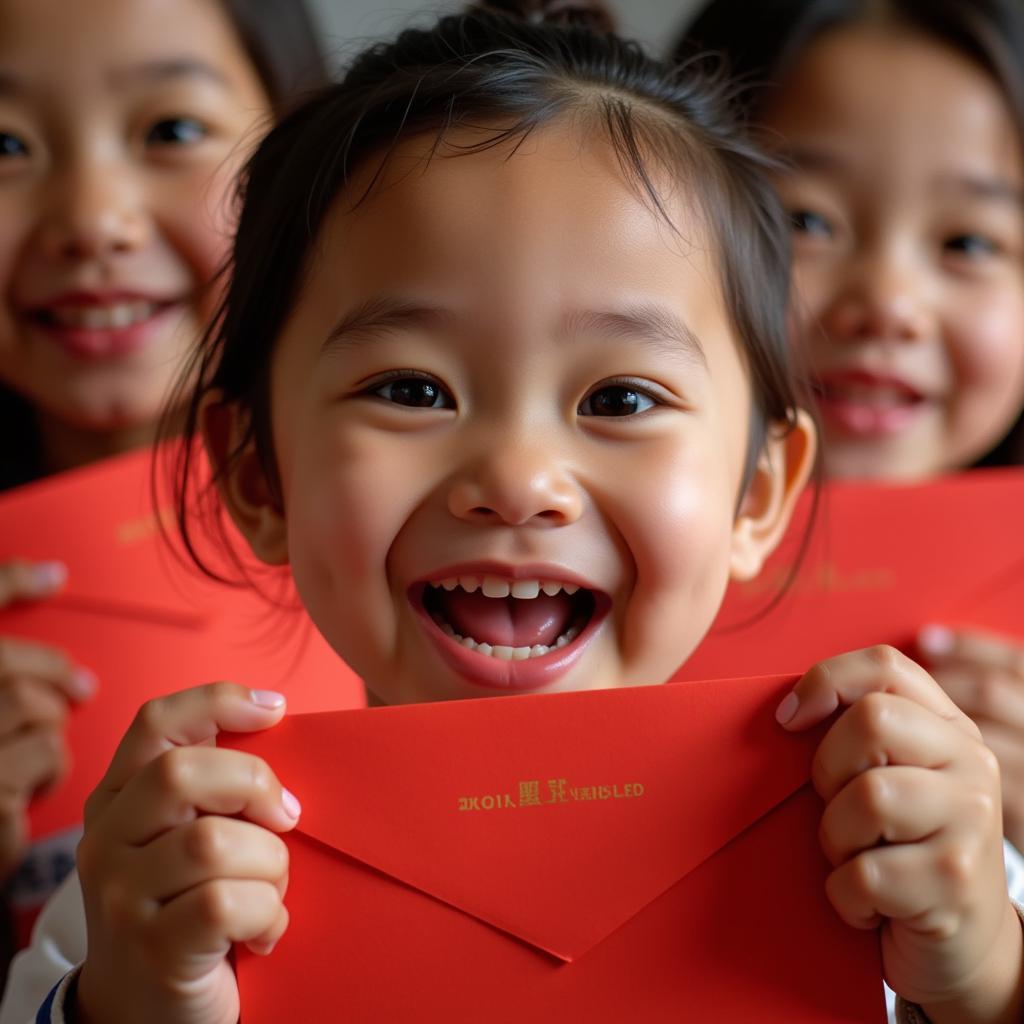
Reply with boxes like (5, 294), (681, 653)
(788, 209), (833, 240)
(577, 379), (660, 417)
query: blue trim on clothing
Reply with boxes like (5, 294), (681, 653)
(35, 978), (59, 1023)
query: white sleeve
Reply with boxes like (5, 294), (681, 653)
(1004, 838), (1024, 905)
(0, 870), (85, 1024)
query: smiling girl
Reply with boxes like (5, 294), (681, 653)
(676, 0), (1024, 856)
(6, 6), (1023, 1023)
(0, 0), (327, 973)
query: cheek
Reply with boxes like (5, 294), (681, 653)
(611, 438), (738, 680)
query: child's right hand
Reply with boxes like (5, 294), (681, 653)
(74, 683), (299, 1024)
(0, 559), (92, 878)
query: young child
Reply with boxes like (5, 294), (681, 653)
(8, 7), (1022, 1023)
(0, 0), (327, 970)
(677, 0), (1024, 855)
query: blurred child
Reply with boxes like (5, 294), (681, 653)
(0, 0), (327, 970)
(7, 6), (1023, 1023)
(679, 0), (1024, 852)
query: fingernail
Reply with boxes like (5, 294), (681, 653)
(32, 561), (67, 593)
(281, 788), (301, 820)
(918, 625), (954, 657)
(250, 689), (285, 709)
(775, 691), (799, 725)
(71, 668), (97, 699)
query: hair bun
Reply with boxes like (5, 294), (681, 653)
(473, 0), (618, 34)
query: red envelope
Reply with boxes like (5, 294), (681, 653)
(678, 468), (1024, 681)
(225, 677), (885, 1022)
(0, 446), (364, 840)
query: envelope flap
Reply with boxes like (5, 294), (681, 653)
(226, 675), (815, 961)
(680, 468), (1024, 680)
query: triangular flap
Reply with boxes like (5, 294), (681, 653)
(225, 676), (816, 960)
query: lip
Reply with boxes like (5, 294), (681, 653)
(24, 290), (186, 361)
(409, 561), (611, 693)
(814, 368), (933, 439)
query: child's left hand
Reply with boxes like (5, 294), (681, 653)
(777, 646), (1024, 1024)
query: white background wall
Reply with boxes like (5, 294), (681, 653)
(307, 0), (704, 68)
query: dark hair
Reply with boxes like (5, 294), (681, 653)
(674, 0), (1024, 466)
(218, 0), (330, 111)
(165, 6), (815, 579)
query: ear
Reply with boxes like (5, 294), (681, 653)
(200, 393), (289, 566)
(729, 408), (817, 581)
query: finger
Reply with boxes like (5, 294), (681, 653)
(0, 637), (95, 702)
(0, 678), (69, 737)
(0, 727), (68, 796)
(918, 625), (1024, 677)
(93, 682), (287, 801)
(134, 817), (289, 903)
(820, 766), (969, 865)
(811, 692), (982, 802)
(825, 837), (987, 932)
(0, 560), (67, 607)
(931, 665), (1024, 733)
(776, 646), (973, 736)
(150, 879), (288, 964)
(0, 789), (28, 878)
(105, 746), (301, 844)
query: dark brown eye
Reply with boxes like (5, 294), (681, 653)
(789, 209), (833, 239)
(374, 377), (453, 409)
(578, 385), (654, 417)
(0, 132), (28, 158)
(145, 117), (207, 146)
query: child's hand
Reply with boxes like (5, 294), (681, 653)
(0, 559), (93, 878)
(75, 683), (299, 1024)
(777, 646), (1024, 1024)
(918, 625), (1024, 853)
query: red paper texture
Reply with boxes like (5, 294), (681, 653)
(0, 446), (364, 839)
(225, 678), (885, 1022)
(679, 468), (1024, 681)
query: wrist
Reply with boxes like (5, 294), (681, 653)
(921, 901), (1024, 1024)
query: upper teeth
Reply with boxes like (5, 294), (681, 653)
(49, 302), (158, 330)
(430, 575), (580, 599)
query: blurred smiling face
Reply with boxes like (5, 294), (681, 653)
(763, 26), (1024, 479)
(0, 0), (269, 448)
(221, 125), (813, 706)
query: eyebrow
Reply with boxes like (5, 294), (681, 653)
(0, 58), (230, 98)
(322, 295), (708, 370)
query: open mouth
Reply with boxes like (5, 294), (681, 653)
(28, 298), (183, 358)
(412, 572), (606, 690)
(814, 371), (930, 436)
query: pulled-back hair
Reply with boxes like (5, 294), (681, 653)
(675, 0), (1024, 466)
(165, 6), (813, 578)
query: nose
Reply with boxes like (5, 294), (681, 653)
(815, 245), (932, 344)
(447, 437), (584, 528)
(37, 158), (149, 262)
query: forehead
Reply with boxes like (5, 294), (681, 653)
(762, 25), (1023, 186)
(0, 0), (253, 94)
(304, 124), (725, 331)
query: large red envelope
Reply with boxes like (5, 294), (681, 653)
(0, 445), (364, 840)
(225, 677), (885, 1022)
(678, 468), (1024, 681)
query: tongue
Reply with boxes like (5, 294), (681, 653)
(438, 590), (575, 648)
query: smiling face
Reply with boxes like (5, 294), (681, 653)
(762, 25), (1024, 479)
(214, 125), (813, 705)
(0, 0), (270, 465)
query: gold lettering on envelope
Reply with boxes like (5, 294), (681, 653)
(457, 778), (646, 811)
(736, 561), (897, 599)
(116, 506), (175, 545)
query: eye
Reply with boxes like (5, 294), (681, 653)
(578, 383), (657, 417)
(0, 131), (29, 159)
(789, 209), (833, 239)
(944, 233), (999, 259)
(371, 375), (454, 409)
(144, 117), (207, 147)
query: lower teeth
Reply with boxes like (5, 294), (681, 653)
(437, 619), (580, 659)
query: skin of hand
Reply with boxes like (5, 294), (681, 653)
(0, 559), (94, 878)
(918, 625), (1024, 854)
(776, 646), (1024, 1024)
(74, 683), (300, 1024)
